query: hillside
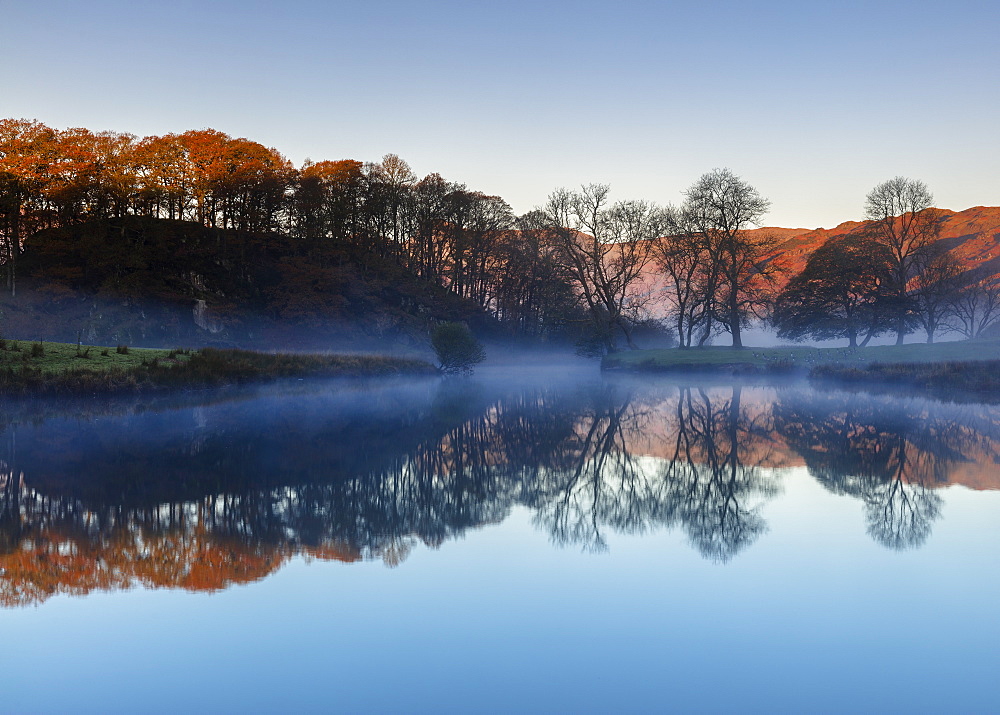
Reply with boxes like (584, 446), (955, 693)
(773, 205), (1000, 281)
(3, 217), (496, 349)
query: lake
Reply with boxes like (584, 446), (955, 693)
(2, 366), (999, 713)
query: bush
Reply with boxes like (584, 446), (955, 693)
(30, 342), (44, 357)
(116, 344), (129, 355)
(431, 322), (486, 374)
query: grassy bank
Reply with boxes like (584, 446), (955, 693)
(602, 340), (1000, 373)
(0, 341), (435, 396)
(810, 360), (1000, 401)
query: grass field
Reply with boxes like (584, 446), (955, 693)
(602, 339), (1000, 372)
(0, 339), (188, 374)
(0, 341), (435, 395)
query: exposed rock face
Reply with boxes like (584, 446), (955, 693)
(193, 300), (225, 334)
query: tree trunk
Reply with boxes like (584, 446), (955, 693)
(621, 321), (639, 350)
(730, 311), (743, 349)
(729, 291), (743, 348)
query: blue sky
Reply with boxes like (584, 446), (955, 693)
(3, 0), (998, 227)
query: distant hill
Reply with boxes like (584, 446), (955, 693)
(3, 216), (496, 349)
(638, 206), (1000, 328)
(773, 205), (1000, 282)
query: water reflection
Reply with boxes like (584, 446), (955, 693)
(655, 386), (783, 561)
(1, 376), (998, 606)
(773, 390), (1000, 548)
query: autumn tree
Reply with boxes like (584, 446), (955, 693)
(864, 177), (941, 344)
(294, 159), (364, 245)
(682, 169), (781, 348)
(0, 119), (60, 294)
(772, 234), (897, 347)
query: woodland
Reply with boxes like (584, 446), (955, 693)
(1, 118), (997, 352)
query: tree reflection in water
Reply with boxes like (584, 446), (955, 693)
(773, 388), (1000, 549)
(656, 386), (784, 562)
(525, 383), (784, 561)
(1, 378), (998, 605)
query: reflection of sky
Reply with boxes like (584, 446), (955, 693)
(4, 1), (999, 228)
(3, 375), (1000, 710)
(4, 477), (999, 713)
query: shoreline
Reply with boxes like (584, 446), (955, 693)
(809, 360), (1000, 402)
(0, 343), (437, 397)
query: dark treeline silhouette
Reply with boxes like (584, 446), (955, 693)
(774, 178), (1000, 345)
(3, 377), (992, 606)
(4, 121), (989, 350)
(0, 119), (587, 347)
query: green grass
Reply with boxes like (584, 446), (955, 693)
(0, 339), (187, 374)
(602, 339), (1000, 372)
(0, 341), (436, 396)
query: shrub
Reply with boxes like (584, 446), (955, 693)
(30, 342), (44, 357)
(101, 349), (109, 357)
(431, 322), (486, 374)
(116, 344), (129, 355)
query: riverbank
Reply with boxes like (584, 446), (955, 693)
(809, 359), (1000, 401)
(0, 341), (436, 396)
(601, 340), (1000, 374)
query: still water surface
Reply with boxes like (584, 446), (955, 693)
(2, 368), (999, 713)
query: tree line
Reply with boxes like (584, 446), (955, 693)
(774, 177), (1000, 346)
(0, 119), (578, 339)
(2, 118), (996, 348)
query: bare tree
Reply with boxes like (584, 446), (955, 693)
(911, 248), (964, 343)
(864, 176), (941, 344)
(682, 169), (781, 348)
(542, 185), (667, 352)
(949, 278), (1000, 339)
(652, 207), (714, 348)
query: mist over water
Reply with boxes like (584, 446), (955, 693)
(2, 368), (999, 712)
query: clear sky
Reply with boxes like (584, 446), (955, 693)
(3, 0), (998, 228)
